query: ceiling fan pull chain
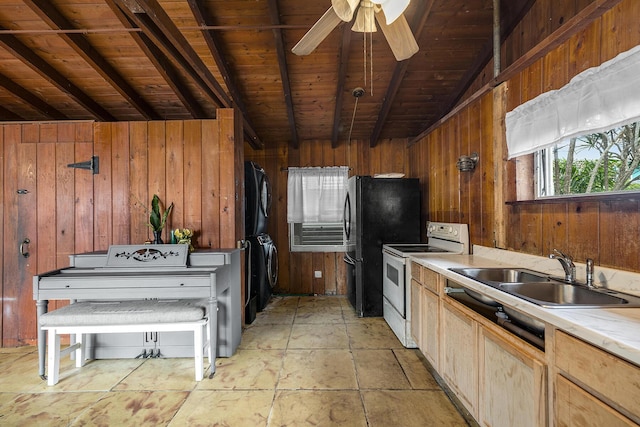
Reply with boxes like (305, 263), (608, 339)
(363, 30), (367, 89)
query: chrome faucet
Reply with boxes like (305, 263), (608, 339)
(549, 249), (576, 283)
(586, 258), (595, 288)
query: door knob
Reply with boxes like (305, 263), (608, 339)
(20, 238), (30, 258)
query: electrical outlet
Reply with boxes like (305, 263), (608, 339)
(314, 270), (322, 278)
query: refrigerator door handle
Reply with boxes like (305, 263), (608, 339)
(343, 193), (351, 241)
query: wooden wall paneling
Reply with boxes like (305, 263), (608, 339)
(201, 120), (221, 248)
(0, 127), (3, 343)
(565, 201), (601, 264)
(598, 200), (640, 270)
(312, 252), (325, 295)
(110, 123), (131, 245)
(447, 117), (460, 223)
(550, 0), (579, 32)
(12, 134), (37, 345)
(517, 204), (543, 255)
(568, 18), (602, 76)
(36, 140), (56, 279)
(602, 0), (640, 61)
(147, 122), (167, 243)
(54, 142), (74, 268)
(541, 203), (569, 258)
(218, 109), (238, 248)
(275, 143), (290, 293)
(542, 42), (570, 92)
(73, 139), (95, 254)
(183, 121), (203, 242)
(441, 122), (454, 222)
(2, 126), (21, 347)
(458, 106), (472, 228)
(166, 121), (185, 237)
(528, 0), (552, 45)
(128, 122), (149, 246)
(521, 57), (543, 104)
(93, 123), (113, 250)
(480, 92), (495, 247)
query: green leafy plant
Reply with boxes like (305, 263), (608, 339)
(148, 194), (174, 232)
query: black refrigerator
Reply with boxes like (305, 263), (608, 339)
(343, 176), (421, 317)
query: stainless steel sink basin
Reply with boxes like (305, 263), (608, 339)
(449, 266), (640, 308)
(499, 282), (633, 307)
(450, 267), (550, 285)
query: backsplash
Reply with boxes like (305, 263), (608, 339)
(473, 246), (640, 298)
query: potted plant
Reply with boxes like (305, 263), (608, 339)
(148, 194), (173, 244)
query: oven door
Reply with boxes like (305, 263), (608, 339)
(382, 250), (406, 316)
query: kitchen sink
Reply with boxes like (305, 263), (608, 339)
(450, 267), (550, 285)
(499, 282), (633, 307)
(449, 267), (640, 308)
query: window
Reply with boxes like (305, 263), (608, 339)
(536, 121), (640, 197)
(287, 167), (348, 252)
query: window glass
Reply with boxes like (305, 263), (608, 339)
(536, 121), (640, 197)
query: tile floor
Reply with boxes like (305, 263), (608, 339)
(0, 296), (470, 426)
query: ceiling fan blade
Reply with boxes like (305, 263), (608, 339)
(332, 0), (360, 21)
(377, 0), (410, 24)
(375, 11), (419, 61)
(292, 7), (343, 56)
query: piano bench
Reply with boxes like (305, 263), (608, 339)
(39, 300), (210, 386)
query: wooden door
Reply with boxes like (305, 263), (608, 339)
(1, 123), (94, 346)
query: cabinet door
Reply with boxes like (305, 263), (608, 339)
(410, 279), (422, 347)
(556, 375), (637, 427)
(421, 287), (439, 369)
(442, 300), (478, 417)
(479, 327), (547, 427)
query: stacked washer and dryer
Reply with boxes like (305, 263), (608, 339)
(244, 161), (278, 324)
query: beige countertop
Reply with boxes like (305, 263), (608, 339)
(410, 247), (640, 366)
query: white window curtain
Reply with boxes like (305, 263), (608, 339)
(287, 166), (349, 223)
(505, 44), (640, 159)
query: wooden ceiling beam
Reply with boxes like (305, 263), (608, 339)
(186, 0), (263, 150)
(23, 0), (160, 121)
(0, 104), (24, 121)
(0, 71), (68, 119)
(267, 0), (298, 149)
(119, 0), (231, 108)
(369, 0), (434, 147)
(0, 27), (115, 121)
(104, 0), (208, 119)
(331, 23), (352, 148)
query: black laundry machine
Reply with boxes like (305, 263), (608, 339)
(244, 161), (272, 236)
(246, 233), (278, 315)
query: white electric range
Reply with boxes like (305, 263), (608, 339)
(382, 222), (470, 347)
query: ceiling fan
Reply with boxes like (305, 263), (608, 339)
(292, 0), (419, 61)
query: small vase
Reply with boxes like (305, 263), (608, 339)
(153, 230), (163, 244)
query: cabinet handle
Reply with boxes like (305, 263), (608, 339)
(20, 238), (30, 258)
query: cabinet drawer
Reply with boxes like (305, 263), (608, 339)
(556, 375), (637, 427)
(422, 267), (439, 294)
(555, 330), (640, 422)
(411, 261), (422, 282)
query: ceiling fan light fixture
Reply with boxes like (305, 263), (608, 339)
(332, 0), (360, 21)
(376, 0), (410, 25)
(352, 2), (377, 33)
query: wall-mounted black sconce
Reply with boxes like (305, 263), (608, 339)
(456, 152), (479, 172)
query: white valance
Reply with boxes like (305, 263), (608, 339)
(287, 166), (349, 223)
(505, 44), (640, 159)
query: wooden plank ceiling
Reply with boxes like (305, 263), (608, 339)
(0, 0), (531, 150)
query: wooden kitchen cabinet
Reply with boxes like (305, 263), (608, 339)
(410, 262), (440, 369)
(410, 278), (423, 348)
(442, 299), (479, 417)
(554, 330), (640, 425)
(421, 286), (440, 369)
(478, 326), (547, 427)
